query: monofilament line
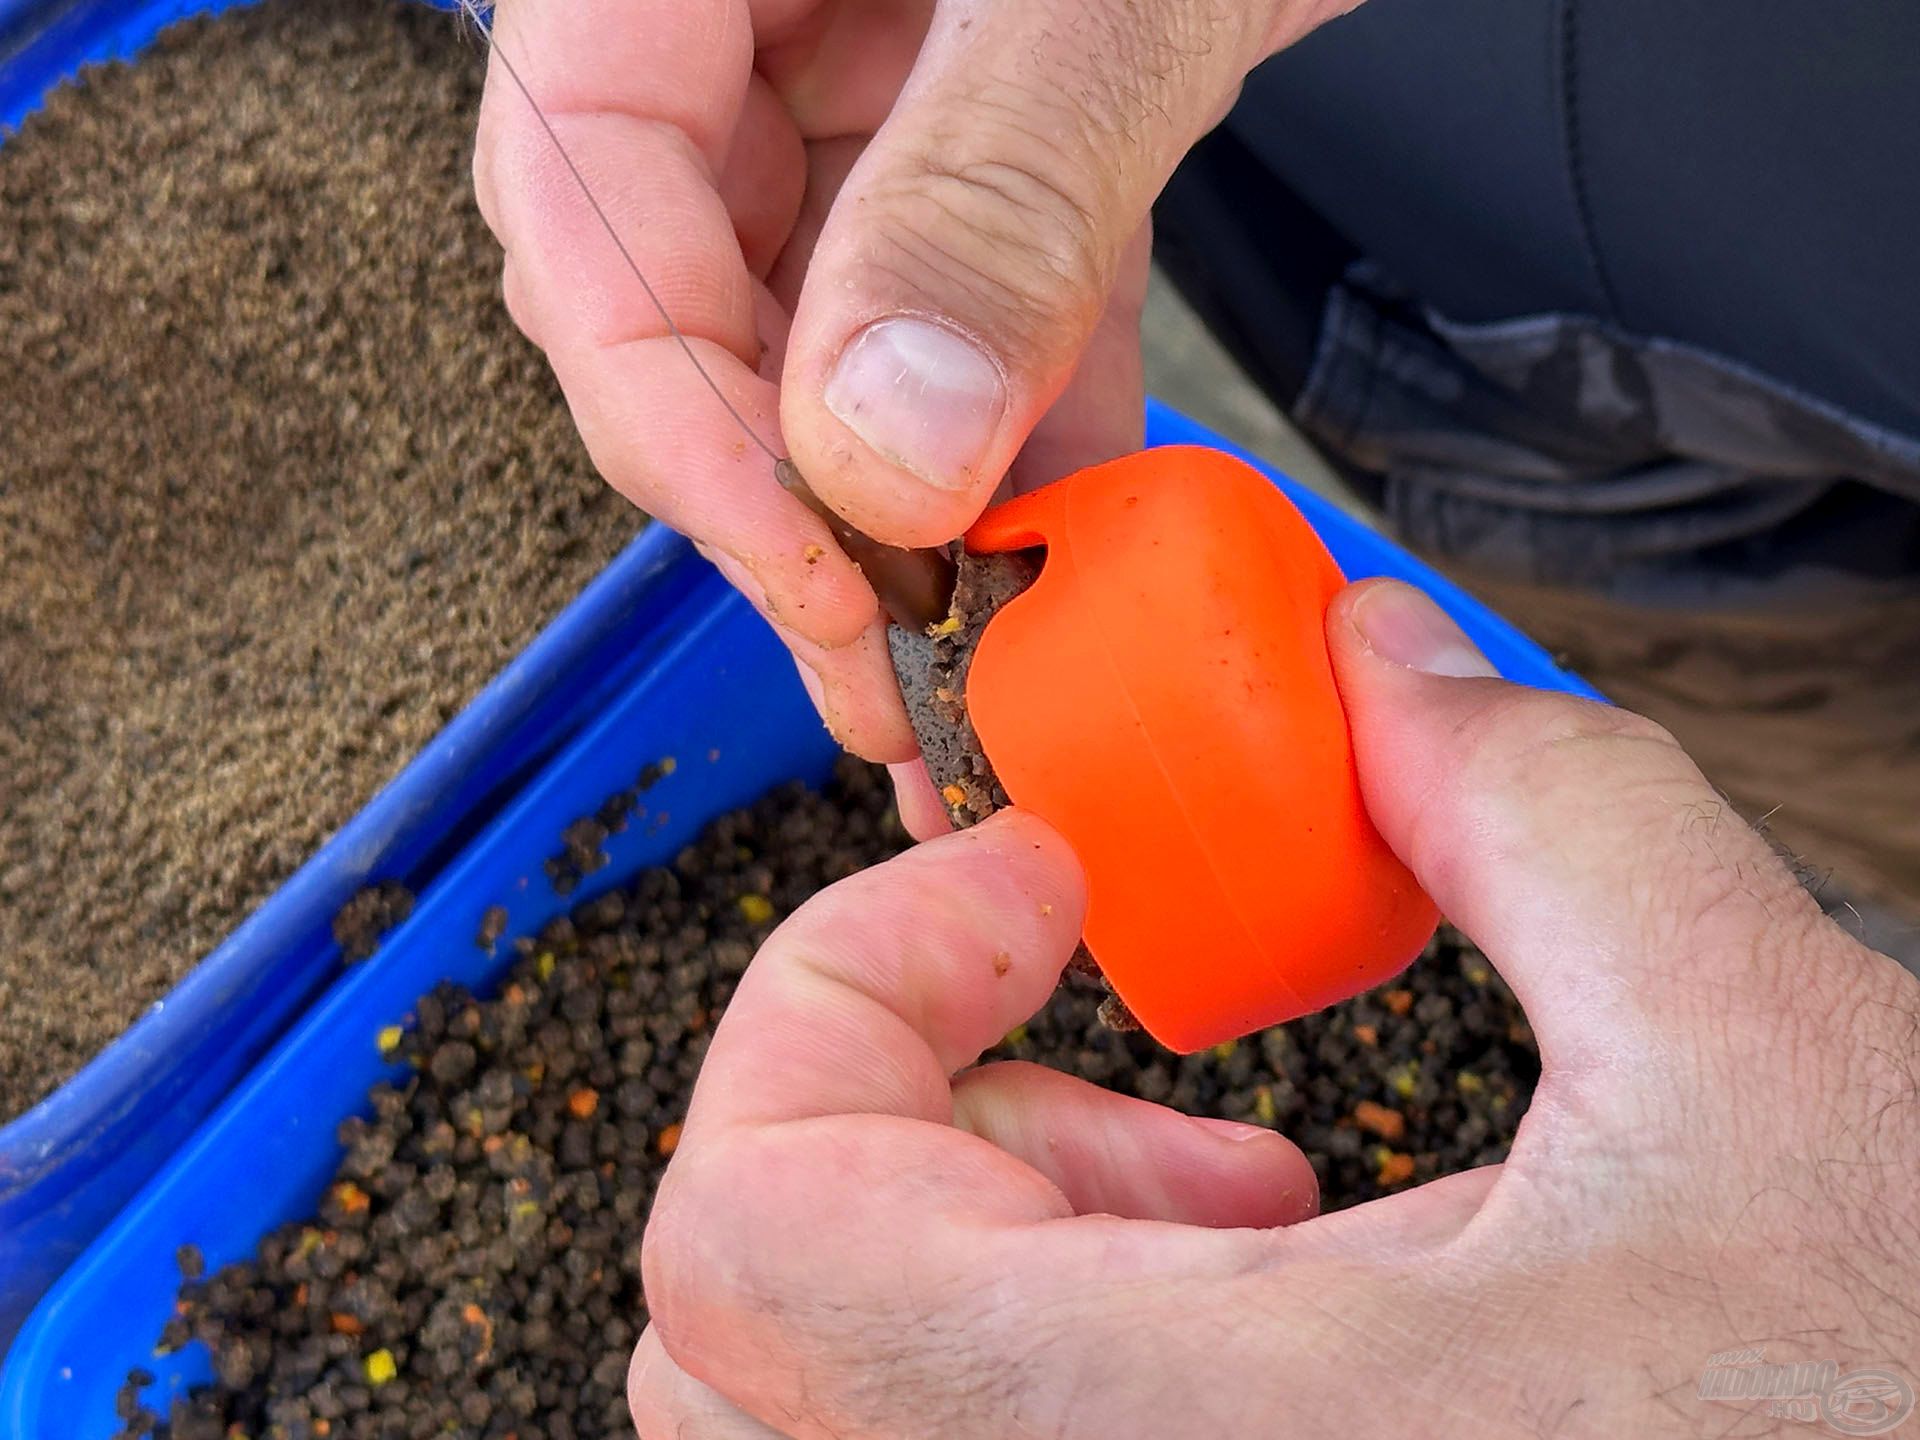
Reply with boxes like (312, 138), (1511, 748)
(456, 0), (787, 466)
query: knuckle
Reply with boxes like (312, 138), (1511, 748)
(470, 142), (501, 238)
(637, 1152), (731, 1353)
(643, 1121), (1062, 1437)
(1467, 687), (1678, 771)
(1838, 970), (1920, 1161)
(1418, 690), (1677, 836)
(624, 1334), (675, 1440)
(1650, 840), (1825, 1008)
(1454, 695), (1842, 1000)
(1412, 689), (1735, 902)
(816, 1267), (1037, 1435)
(498, 257), (542, 349)
(639, 1133), (817, 1366)
(1717, 905), (1914, 1100)
(1451, 690), (1692, 817)
(868, 105), (1116, 355)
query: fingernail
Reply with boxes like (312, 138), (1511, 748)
(824, 318), (1005, 492)
(1192, 1116), (1276, 1145)
(1351, 580), (1499, 679)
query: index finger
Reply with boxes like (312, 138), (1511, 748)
(476, 0), (757, 354)
(471, 0), (883, 655)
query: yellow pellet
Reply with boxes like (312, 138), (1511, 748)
(1252, 1086), (1277, 1126)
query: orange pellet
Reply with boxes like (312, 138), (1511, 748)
(1352, 1024), (1378, 1047)
(329, 1312), (364, 1336)
(462, 1302), (495, 1360)
(568, 1087), (599, 1119)
(330, 1182), (369, 1215)
(656, 1121), (683, 1157)
(1353, 1100), (1406, 1142)
(940, 784), (967, 806)
(1377, 1151), (1416, 1186)
(1383, 989), (1413, 1016)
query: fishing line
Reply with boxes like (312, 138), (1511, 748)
(455, 0), (785, 467)
(452, 0), (957, 629)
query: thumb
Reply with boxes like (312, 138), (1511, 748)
(1326, 579), (1835, 1070)
(780, 0), (1350, 546)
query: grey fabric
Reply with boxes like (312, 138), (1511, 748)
(1293, 265), (1920, 587)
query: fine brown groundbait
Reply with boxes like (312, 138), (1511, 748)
(123, 764), (1536, 1439)
(0, 0), (640, 1118)
(888, 549), (1143, 1024)
(888, 549), (1039, 827)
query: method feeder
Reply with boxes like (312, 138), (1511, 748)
(806, 446), (1440, 1055)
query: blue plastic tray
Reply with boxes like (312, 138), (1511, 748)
(1, 403), (1595, 1430)
(0, 522), (697, 1343)
(2, 0), (263, 130)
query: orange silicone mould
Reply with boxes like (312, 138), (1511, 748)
(965, 447), (1437, 1052)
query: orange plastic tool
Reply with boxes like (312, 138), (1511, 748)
(965, 446), (1438, 1052)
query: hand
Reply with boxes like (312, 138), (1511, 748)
(629, 578), (1920, 1439)
(471, 0), (1359, 779)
